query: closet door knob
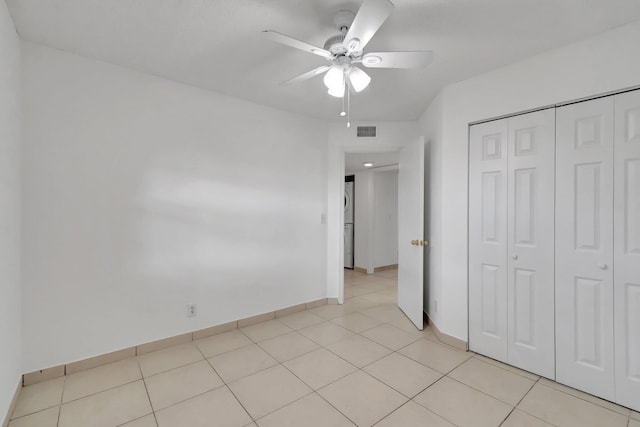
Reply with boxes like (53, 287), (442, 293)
(598, 264), (608, 270)
(512, 254), (518, 260)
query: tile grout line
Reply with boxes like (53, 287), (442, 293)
(407, 375), (459, 423)
(9, 403), (61, 423)
(537, 378), (633, 417)
(195, 339), (256, 425)
(135, 357), (159, 427)
(253, 333), (320, 364)
(372, 398), (450, 427)
(261, 276), (417, 425)
(45, 350), (222, 425)
(270, 301), (403, 426)
(442, 372), (520, 408)
(341, 282), (458, 408)
(528, 381), (632, 420)
(249, 388), (316, 424)
(370, 399), (413, 426)
(58, 374), (67, 427)
(237, 323), (294, 345)
(59, 377), (142, 407)
(471, 354), (540, 381)
(275, 354), (361, 426)
(268, 317), (437, 425)
(496, 376), (542, 426)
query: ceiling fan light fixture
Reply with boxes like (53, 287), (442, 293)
(323, 65), (344, 88)
(265, 0), (433, 126)
(348, 67), (371, 92)
(324, 65), (345, 97)
(328, 84), (345, 98)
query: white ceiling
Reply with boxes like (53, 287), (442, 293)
(345, 152), (399, 174)
(7, 0), (640, 121)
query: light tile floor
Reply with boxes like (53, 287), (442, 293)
(8, 268), (639, 426)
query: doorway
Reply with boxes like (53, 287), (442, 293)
(326, 128), (426, 329)
(343, 152), (401, 328)
(344, 152), (399, 276)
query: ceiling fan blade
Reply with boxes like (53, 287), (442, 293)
(361, 51), (434, 68)
(263, 30), (332, 59)
(344, 0), (394, 54)
(280, 66), (330, 86)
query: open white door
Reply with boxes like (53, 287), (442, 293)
(397, 138), (425, 329)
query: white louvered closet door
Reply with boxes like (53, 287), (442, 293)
(555, 97), (615, 401)
(613, 90), (640, 411)
(506, 109), (555, 379)
(469, 119), (509, 362)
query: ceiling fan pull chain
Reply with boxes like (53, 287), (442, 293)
(347, 80), (351, 128)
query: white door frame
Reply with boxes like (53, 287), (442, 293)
(326, 124), (422, 304)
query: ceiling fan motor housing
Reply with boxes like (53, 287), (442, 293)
(324, 10), (359, 57)
(334, 10), (355, 31)
(324, 33), (347, 55)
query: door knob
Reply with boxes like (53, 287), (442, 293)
(419, 240), (429, 246)
(411, 240), (419, 246)
(598, 264), (608, 270)
(512, 254), (518, 260)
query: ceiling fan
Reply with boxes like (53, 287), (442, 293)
(263, 0), (433, 100)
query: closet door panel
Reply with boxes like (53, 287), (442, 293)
(506, 109), (555, 379)
(614, 90), (640, 411)
(469, 119), (508, 361)
(555, 97), (615, 401)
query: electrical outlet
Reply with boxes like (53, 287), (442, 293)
(187, 304), (197, 318)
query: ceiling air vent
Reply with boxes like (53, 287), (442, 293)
(357, 126), (377, 137)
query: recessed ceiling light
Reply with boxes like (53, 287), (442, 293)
(363, 162), (373, 167)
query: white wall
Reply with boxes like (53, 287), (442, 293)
(373, 170), (398, 268)
(351, 169), (398, 272)
(21, 42), (329, 372)
(0, 0), (21, 419)
(422, 19), (640, 341)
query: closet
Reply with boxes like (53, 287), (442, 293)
(555, 96), (615, 400)
(469, 89), (640, 411)
(469, 108), (556, 379)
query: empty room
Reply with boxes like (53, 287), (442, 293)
(1, 0), (639, 426)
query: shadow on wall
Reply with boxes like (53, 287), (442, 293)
(125, 155), (321, 286)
